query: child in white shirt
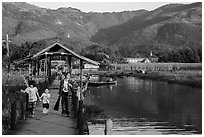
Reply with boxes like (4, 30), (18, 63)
(21, 84), (41, 118)
(40, 88), (51, 115)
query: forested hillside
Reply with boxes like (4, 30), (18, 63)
(91, 2), (202, 62)
(2, 2), (145, 48)
(2, 2), (202, 63)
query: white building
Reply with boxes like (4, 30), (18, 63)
(84, 63), (99, 70)
(125, 58), (146, 63)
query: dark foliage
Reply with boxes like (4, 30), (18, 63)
(90, 3), (201, 63)
(80, 44), (112, 62)
(3, 2), (202, 64)
(157, 47), (202, 63)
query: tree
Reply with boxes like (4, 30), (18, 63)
(197, 48), (202, 62)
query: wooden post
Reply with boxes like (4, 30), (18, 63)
(28, 53), (31, 76)
(47, 55), (51, 83)
(46, 55), (49, 76)
(104, 119), (113, 135)
(34, 61), (37, 76)
(44, 59), (46, 76)
(31, 61), (33, 77)
(73, 92), (79, 118)
(78, 59), (84, 134)
(30, 61), (33, 80)
(78, 100), (83, 134)
(79, 59), (83, 92)
(45, 52), (48, 81)
(37, 59), (40, 76)
(20, 93), (26, 120)
(39, 60), (41, 75)
(65, 55), (72, 73)
(10, 101), (17, 129)
(45, 53), (47, 76)
(6, 34), (10, 73)
(40, 60), (43, 75)
(6, 34), (9, 57)
(29, 63), (31, 76)
(68, 55), (72, 73)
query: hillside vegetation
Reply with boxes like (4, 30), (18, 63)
(91, 2), (202, 62)
(2, 2), (145, 47)
(2, 2), (202, 63)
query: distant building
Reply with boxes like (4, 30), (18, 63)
(84, 63), (99, 70)
(141, 58), (151, 63)
(149, 57), (159, 63)
(125, 58), (146, 63)
(149, 51), (159, 63)
(124, 52), (158, 63)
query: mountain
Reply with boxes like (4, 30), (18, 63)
(91, 2), (202, 58)
(2, 2), (147, 51)
(2, 2), (202, 63)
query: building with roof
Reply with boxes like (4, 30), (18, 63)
(14, 42), (100, 83)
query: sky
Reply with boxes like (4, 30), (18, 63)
(28, 2), (168, 12)
(28, 1), (192, 13)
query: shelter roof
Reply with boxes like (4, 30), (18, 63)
(14, 42), (100, 66)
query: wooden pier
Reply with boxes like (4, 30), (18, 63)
(5, 79), (77, 135)
(3, 42), (100, 135)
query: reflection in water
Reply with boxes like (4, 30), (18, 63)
(125, 77), (152, 92)
(85, 77), (202, 134)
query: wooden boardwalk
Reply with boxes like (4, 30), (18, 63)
(5, 79), (78, 135)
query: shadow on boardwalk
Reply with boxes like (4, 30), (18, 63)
(5, 79), (78, 135)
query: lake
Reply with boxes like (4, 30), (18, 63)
(85, 76), (202, 135)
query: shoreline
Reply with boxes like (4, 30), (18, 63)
(130, 71), (202, 88)
(85, 70), (202, 88)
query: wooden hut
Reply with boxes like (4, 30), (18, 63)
(14, 42), (100, 83)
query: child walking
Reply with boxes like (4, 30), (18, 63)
(21, 83), (41, 118)
(40, 88), (51, 115)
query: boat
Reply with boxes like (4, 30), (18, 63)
(88, 81), (117, 87)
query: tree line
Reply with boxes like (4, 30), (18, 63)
(2, 41), (202, 65)
(157, 47), (202, 63)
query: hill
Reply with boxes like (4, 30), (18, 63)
(2, 2), (146, 50)
(91, 2), (202, 61)
(2, 2), (202, 63)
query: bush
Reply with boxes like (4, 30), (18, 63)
(84, 105), (104, 115)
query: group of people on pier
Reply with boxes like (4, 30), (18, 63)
(21, 70), (89, 118)
(57, 71), (89, 117)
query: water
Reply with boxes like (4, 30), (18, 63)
(85, 76), (202, 135)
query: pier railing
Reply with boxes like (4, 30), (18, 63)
(73, 87), (88, 134)
(2, 87), (27, 133)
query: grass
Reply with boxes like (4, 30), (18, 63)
(111, 63), (202, 71)
(129, 70), (202, 88)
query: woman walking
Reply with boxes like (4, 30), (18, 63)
(59, 72), (73, 117)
